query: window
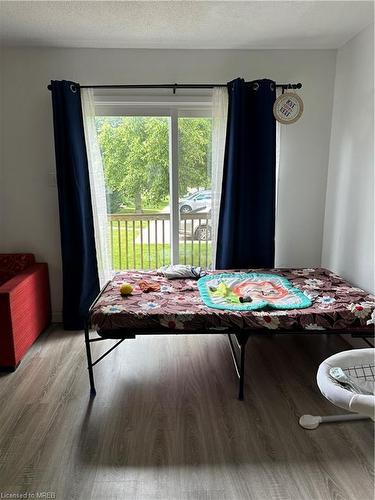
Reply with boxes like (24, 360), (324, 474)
(94, 90), (212, 270)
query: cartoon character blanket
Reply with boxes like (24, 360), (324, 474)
(198, 273), (312, 311)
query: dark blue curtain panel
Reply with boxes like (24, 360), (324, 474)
(50, 80), (100, 330)
(216, 78), (276, 269)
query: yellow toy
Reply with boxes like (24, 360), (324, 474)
(120, 283), (133, 296)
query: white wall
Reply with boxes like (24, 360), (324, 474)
(0, 48), (336, 319)
(322, 24), (374, 293)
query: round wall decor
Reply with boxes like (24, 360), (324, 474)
(273, 92), (304, 124)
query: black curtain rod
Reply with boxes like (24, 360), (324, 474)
(47, 82), (302, 91)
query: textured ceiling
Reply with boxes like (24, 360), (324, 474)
(0, 1), (373, 49)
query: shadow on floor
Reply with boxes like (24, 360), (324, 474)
(76, 334), (373, 468)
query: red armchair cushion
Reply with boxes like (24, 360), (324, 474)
(0, 253), (35, 273)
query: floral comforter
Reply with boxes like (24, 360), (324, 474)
(90, 268), (375, 334)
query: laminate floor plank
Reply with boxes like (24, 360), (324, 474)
(0, 327), (373, 500)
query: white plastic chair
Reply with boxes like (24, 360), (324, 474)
(300, 348), (375, 429)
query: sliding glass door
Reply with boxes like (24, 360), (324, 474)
(94, 91), (212, 270)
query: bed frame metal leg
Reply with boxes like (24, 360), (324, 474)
(84, 321), (96, 397)
(227, 333), (250, 400)
(238, 338), (247, 400)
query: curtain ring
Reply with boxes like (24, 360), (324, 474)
(252, 82), (259, 91)
(70, 84), (77, 93)
(270, 82), (275, 91)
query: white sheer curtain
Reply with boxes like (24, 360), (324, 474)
(81, 89), (113, 287)
(211, 87), (228, 269)
(274, 94), (281, 266)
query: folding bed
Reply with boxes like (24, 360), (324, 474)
(85, 268), (374, 399)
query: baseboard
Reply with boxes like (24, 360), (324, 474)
(52, 311), (63, 323)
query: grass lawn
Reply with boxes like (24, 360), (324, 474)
(110, 224), (212, 270)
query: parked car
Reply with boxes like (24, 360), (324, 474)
(179, 190), (212, 213)
(179, 208), (212, 241)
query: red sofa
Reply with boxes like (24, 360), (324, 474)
(0, 254), (51, 370)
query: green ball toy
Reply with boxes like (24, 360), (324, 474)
(120, 283), (133, 296)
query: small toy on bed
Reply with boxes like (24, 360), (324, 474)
(120, 283), (133, 296)
(210, 282), (240, 304)
(239, 292), (253, 303)
(138, 280), (161, 293)
(210, 282), (252, 304)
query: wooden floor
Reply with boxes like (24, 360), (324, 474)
(0, 326), (373, 500)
